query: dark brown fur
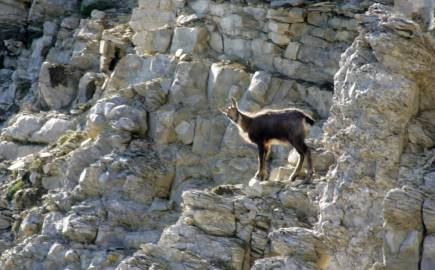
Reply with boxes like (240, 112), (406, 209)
(222, 98), (314, 183)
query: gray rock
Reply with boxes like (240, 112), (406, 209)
(223, 37), (252, 60)
(182, 190), (235, 236)
(30, 118), (74, 144)
(169, 60), (210, 109)
(133, 78), (170, 112)
(116, 243), (211, 270)
(192, 116), (227, 156)
(123, 230), (161, 249)
(395, 0), (434, 31)
(296, 84), (332, 119)
(107, 54), (177, 92)
(383, 187), (424, 231)
(19, 211), (43, 238)
(252, 256), (319, 270)
(175, 121), (195, 145)
(269, 227), (328, 265)
(62, 214), (98, 244)
(0, 211), (12, 230)
(148, 106), (177, 144)
(422, 235), (435, 270)
(132, 29), (173, 55)
(41, 212), (65, 238)
(170, 27), (209, 54)
(80, 0), (119, 15)
(2, 114), (44, 142)
(38, 62), (78, 110)
(424, 199), (435, 234)
(242, 71), (271, 105)
(76, 72), (106, 104)
(207, 63), (250, 112)
(95, 225), (126, 248)
(28, 0), (79, 25)
(159, 223), (245, 270)
(129, 9), (175, 32)
(0, 0), (28, 38)
(219, 13), (259, 39)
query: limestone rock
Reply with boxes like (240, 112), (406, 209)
(170, 27), (209, 54)
(133, 78), (170, 112)
(175, 121), (195, 145)
(107, 54), (177, 92)
(423, 199), (435, 234)
(269, 227), (328, 265)
(19, 211), (43, 238)
(30, 118), (74, 144)
(383, 187), (424, 270)
(116, 243), (210, 270)
(395, 0), (434, 31)
(159, 223), (245, 270)
(76, 72), (106, 104)
(132, 28), (173, 55)
(28, 0), (79, 25)
(0, 0), (28, 38)
(383, 187), (424, 231)
(252, 256), (319, 270)
(38, 62), (78, 110)
(422, 235), (435, 270)
(1, 114), (44, 142)
(62, 214), (98, 244)
(169, 60), (210, 109)
(148, 106), (177, 144)
(0, 211), (12, 230)
(129, 9), (175, 32)
(182, 190), (235, 236)
(207, 63), (250, 113)
(242, 71), (271, 105)
(192, 116), (227, 156)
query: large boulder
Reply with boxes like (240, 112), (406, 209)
(38, 62), (79, 110)
(30, 118), (74, 144)
(1, 114), (44, 142)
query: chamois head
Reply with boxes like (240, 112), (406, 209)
(221, 97), (240, 124)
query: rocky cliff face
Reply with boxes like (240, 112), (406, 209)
(0, 0), (433, 270)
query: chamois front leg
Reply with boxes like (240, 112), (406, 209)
(255, 143), (268, 181)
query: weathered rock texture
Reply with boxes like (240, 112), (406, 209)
(320, 3), (435, 270)
(0, 0), (434, 269)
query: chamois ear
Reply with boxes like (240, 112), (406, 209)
(230, 97), (238, 108)
(218, 106), (226, 116)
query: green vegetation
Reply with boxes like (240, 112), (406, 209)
(56, 130), (83, 146)
(7, 179), (26, 201)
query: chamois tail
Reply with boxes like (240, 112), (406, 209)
(303, 114), (315, 126)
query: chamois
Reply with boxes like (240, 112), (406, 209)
(221, 97), (314, 183)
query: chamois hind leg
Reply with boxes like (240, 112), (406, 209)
(263, 143), (271, 180)
(255, 143), (268, 181)
(289, 137), (307, 182)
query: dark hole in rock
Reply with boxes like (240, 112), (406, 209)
(15, 79), (31, 101)
(109, 47), (122, 71)
(48, 65), (67, 88)
(85, 80), (96, 101)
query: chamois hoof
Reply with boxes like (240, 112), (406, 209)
(254, 171), (268, 181)
(304, 171), (313, 184)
